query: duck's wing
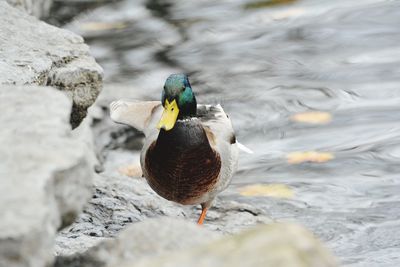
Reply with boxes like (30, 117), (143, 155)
(198, 104), (253, 153)
(197, 104), (237, 149)
(197, 104), (239, 194)
(110, 100), (161, 133)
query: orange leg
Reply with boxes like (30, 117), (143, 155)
(197, 206), (208, 225)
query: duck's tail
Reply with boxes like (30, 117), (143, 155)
(237, 142), (254, 154)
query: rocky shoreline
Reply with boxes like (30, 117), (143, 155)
(1, 1), (103, 127)
(0, 2), (338, 267)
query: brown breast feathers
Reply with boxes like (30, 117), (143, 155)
(145, 120), (221, 204)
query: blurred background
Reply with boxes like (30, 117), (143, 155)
(47, 0), (400, 266)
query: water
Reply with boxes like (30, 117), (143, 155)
(59, 0), (400, 266)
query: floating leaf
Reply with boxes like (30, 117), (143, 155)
(239, 184), (294, 198)
(272, 8), (305, 20)
(290, 111), (332, 124)
(118, 163), (142, 177)
(244, 0), (297, 9)
(80, 22), (127, 32)
(287, 151), (334, 164)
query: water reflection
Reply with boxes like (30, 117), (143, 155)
(59, 0), (400, 266)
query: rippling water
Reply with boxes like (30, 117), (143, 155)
(60, 0), (400, 266)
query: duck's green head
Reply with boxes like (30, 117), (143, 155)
(157, 74), (197, 131)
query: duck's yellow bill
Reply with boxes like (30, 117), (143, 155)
(157, 99), (179, 131)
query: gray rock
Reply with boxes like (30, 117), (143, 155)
(119, 223), (338, 267)
(0, 85), (93, 267)
(6, 0), (52, 19)
(54, 173), (270, 260)
(55, 218), (220, 267)
(0, 2), (103, 127)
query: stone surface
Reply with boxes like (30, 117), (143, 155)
(6, 0), (52, 19)
(0, 85), (93, 267)
(55, 218), (220, 267)
(119, 223), (338, 267)
(0, 1), (103, 127)
(72, 115), (99, 173)
(55, 173), (270, 255)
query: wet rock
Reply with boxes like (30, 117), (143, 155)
(119, 223), (338, 267)
(67, 172), (269, 235)
(72, 115), (99, 173)
(0, 85), (93, 267)
(56, 213), (337, 267)
(55, 173), (270, 259)
(6, 0), (52, 19)
(0, 2), (103, 128)
(55, 218), (219, 267)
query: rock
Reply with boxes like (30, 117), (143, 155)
(0, 2), (103, 128)
(72, 115), (99, 175)
(0, 85), (93, 267)
(119, 223), (338, 267)
(55, 218), (220, 267)
(55, 173), (270, 260)
(6, 0), (52, 19)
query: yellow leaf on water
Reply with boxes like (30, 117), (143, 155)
(287, 151), (334, 164)
(244, 0), (297, 9)
(80, 22), (127, 32)
(118, 163), (142, 177)
(290, 111), (332, 124)
(239, 184), (294, 198)
(272, 8), (305, 20)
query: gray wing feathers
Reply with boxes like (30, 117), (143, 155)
(198, 104), (235, 145)
(198, 104), (239, 196)
(110, 100), (160, 132)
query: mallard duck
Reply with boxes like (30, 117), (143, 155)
(110, 74), (240, 225)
